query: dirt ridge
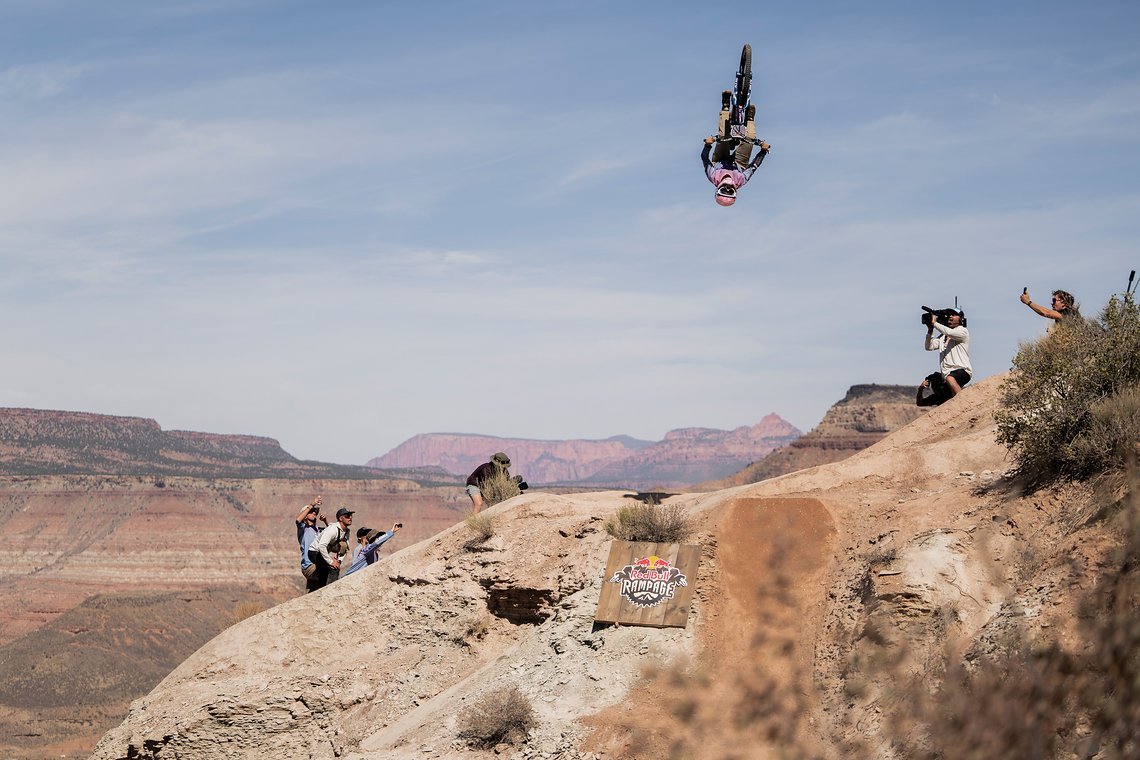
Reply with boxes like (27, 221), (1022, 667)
(91, 374), (1119, 758)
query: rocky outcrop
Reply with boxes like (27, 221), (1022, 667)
(701, 385), (927, 489)
(0, 408), (394, 479)
(367, 414), (801, 490)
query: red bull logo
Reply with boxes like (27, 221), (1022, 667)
(610, 555), (688, 608)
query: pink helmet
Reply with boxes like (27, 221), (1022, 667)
(715, 180), (737, 206)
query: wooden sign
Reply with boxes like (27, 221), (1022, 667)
(594, 540), (700, 628)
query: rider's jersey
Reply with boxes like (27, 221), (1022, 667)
(701, 143), (761, 188)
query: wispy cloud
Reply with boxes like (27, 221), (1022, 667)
(0, 61), (91, 100)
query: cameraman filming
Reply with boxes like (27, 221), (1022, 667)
(916, 308), (972, 407)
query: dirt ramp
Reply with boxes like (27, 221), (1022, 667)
(583, 497), (836, 759)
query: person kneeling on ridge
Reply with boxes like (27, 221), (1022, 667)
(917, 308), (972, 407)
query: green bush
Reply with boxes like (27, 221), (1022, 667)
(456, 684), (536, 747)
(604, 502), (692, 543)
(995, 295), (1140, 484)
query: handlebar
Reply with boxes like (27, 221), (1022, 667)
(710, 135), (770, 150)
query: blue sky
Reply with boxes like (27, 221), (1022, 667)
(1, 1), (1137, 465)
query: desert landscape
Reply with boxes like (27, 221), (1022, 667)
(3, 5), (1135, 759)
(86, 373), (1137, 758)
(0, 384), (929, 758)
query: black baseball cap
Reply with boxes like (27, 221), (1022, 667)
(336, 507), (354, 519)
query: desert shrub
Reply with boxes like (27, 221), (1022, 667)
(479, 469), (521, 507)
(458, 613), (492, 644)
(456, 684), (536, 747)
(1069, 387), (1140, 474)
(604, 502), (692, 543)
(231, 601), (265, 624)
(995, 294), (1140, 484)
(464, 511), (495, 542)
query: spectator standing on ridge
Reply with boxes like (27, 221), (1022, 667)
(306, 507), (353, 592)
(1020, 288), (1080, 328)
(343, 522), (403, 577)
(466, 452), (512, 514)
(916, 309), (972, 407)
(701, 90), (770, 207)
(348, 526), (371, 569)
(295, 496), (326, 586)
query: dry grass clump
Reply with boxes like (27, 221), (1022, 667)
(230, 601), (265, 624)
(456, 684), (536, 748)
(464, 511), (495, 542)
(605, 502), (692, 543)
(480, 469), (522, 507)
(996, 294), (1140, 486)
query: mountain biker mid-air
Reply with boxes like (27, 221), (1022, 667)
(702, 90), (770, 207)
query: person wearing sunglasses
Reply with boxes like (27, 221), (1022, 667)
(701, 91), (770, 207)
(1020, 288), (1080, 328)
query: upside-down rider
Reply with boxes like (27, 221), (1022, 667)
(701, 90), (770, 207)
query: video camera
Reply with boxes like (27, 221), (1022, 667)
(512, 475), (529, 492)
(921, 306), (967, 328)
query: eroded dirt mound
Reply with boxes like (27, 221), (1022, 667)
(92, 375), (1122, 759)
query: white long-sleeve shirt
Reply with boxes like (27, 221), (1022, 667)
(310, 523), (346, 564)
(926, 324), (971, 377)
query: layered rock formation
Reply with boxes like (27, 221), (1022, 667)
(0, 408), (391, 479)
(369, 433), (652, 484)
(368, 414), (801, 489)
(578, 413), (802, 488)
(701, 384), (926, 489)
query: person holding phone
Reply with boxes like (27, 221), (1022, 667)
(294, 496), (327, 581)
(1020, 287), (1079, 327)
(342, 522), (403, 577)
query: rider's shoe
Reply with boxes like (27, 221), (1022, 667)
(721, 90), (732, 110)
(745, 104), (756, 122)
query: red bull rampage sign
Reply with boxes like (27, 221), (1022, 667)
(609, 555), (689, 608)
(595, 541), (700, 628)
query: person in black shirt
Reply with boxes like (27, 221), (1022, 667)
(465, 452), (511, 513)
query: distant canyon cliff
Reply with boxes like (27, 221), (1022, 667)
(700, 384), (928, 489)
(0, 407), (401, 480)
(367, 413), (803, 489)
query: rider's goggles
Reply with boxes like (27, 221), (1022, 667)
(716, 184), (737, 197)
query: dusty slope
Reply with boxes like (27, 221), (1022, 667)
(93, 374), (1114, 758)
(0, 476), (466, 759)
